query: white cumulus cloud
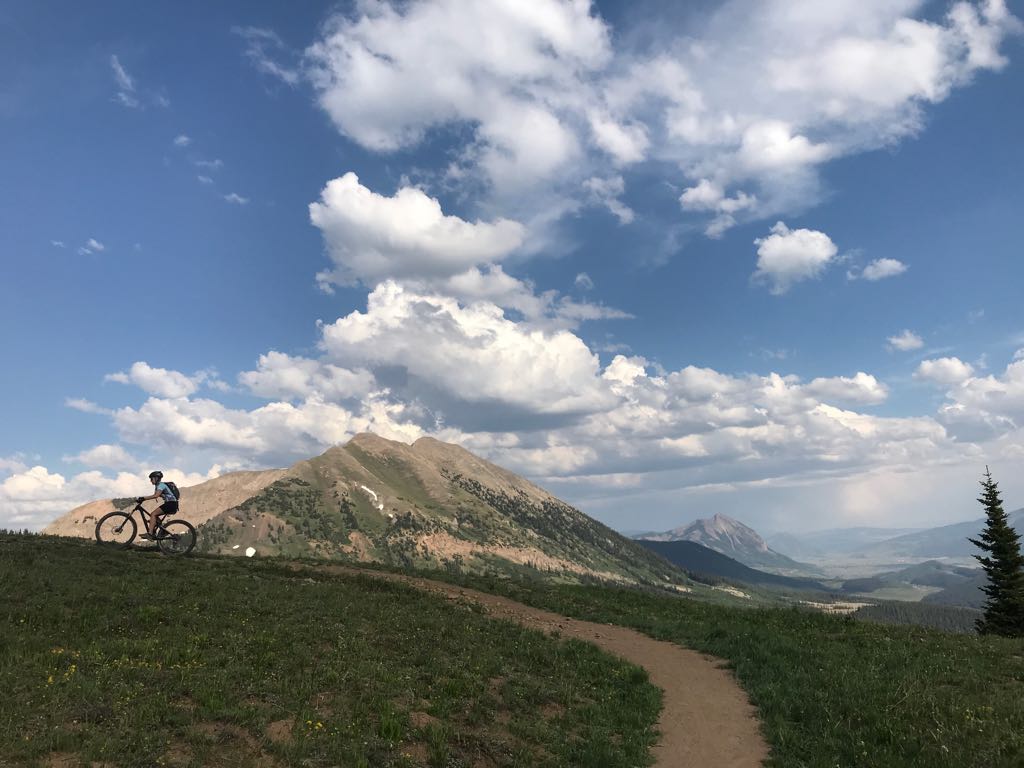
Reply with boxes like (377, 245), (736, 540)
(63, 444), (139, 471)
(105, 362), (202, 399)
(888, 329), (924, 351)
(933, 356), (1024, 441)
(283, 0), (1021, 241)
(309, 172), (525, 288)
(804, 372), (889, 405)
(753, 221), (838, 294)
(860, 258), (909, 280)
(915, 357), (975, 385)
(305, 0), (609, 194)
(239, 352), (375, 403)
(319, 281), (617, 423)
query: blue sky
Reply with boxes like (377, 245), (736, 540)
(2, 0), (1023, 533)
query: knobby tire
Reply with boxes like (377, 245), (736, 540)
(95, 512), (137, 548)
(157, 519), (197, 556)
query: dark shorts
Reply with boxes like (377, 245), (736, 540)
(158, 501), (179, 517)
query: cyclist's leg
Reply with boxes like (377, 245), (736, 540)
(153, 502), (179, 536)
(149, 503), (170, 536)
(137, 509), (153, 539)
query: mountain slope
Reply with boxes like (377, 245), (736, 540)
(47, 434), (689, 587)
(640, 513), (821, 576)
(42, 467), (289, 539)
(839, 560), (981, 597)
(879, 560), (979, 589)
(767, 527), (924, 559)
(851, 509), (1024, 560)
(922, 573), (987, 608)
(638, 540), (829, 592)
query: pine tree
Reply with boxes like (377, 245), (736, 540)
(968, 468), (1024, 637)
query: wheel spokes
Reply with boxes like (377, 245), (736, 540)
(157, 522), (196, 555)
(96, 513), (136, 546)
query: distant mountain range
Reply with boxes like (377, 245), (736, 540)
(841, 559), (987, 609)
(847, 510), (1024, 560)
(767, 510), (1024, 563)
(44, 434), (687, 587)
(839, 560), (981, 595)
(637, 540), (829, 593)
(766, 526), (924, 559)
(637, 513), (822, 576)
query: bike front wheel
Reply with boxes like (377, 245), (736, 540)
(157, 520), (197, 556)
(95, 512), (137, 548)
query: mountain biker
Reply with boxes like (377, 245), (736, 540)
(136, 471), (178, 540)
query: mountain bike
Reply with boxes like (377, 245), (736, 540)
(95, 502), (197, 555)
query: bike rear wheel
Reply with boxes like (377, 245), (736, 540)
(157, 519), (197, 556)
(95, 512), (137, 548)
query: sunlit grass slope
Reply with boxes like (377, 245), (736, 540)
(0, 534), (660, 768)
(445, 576), (1024, 768)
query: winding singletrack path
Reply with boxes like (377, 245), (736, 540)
(310, 565), (770, 768)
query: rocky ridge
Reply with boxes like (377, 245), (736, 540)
(45, 434), (687, 587)
(639, 513), (819, 576)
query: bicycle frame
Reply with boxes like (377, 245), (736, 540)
(129, 502), (173, 536)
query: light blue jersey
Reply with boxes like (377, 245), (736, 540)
(156, 482), (176, 504)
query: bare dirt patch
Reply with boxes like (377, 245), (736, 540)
(341, 530), (375, 561)
(539, 702), (566, 720)
(196, 721), (279, 767)
(42, 754), (78, 768)
(162, 741), (193, 767)
(265, 718), (294, 744)
(399, 741), (431, 762)
(409, 711), (439, 730)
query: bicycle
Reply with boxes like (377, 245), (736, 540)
(95, 502), (197, 555)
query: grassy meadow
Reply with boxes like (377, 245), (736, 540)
(4, 532), (1024, 767)
(0, 534), (659, 768)
(442, 573), (1024, 768)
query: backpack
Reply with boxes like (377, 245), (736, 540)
(164, 481), (181, 501)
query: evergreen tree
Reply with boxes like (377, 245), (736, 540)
(968, 468), (1024, 637)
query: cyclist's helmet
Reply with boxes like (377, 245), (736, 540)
(148, 471), (163, 482)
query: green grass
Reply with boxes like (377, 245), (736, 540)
(853, 585), (943, 602)
(0, 534), (660, 768)
(8, 534), (1024, 768)
(439, 573), (1024, 768)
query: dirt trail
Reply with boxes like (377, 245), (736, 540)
(311, 565), (769, 768)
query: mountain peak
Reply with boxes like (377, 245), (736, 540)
(685, 513), (767, 551)
(43, 432), (687, 587)
(641, 513), (819, 576)
(347, 432), (410, 451)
